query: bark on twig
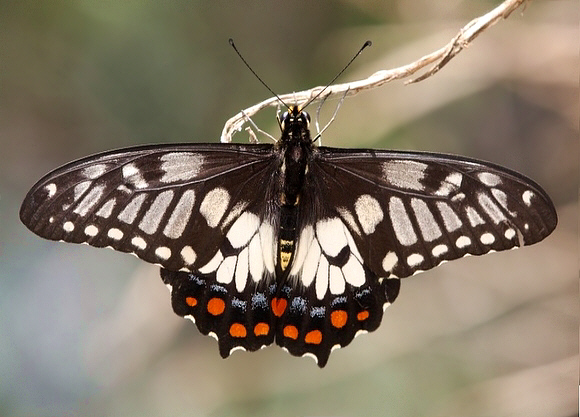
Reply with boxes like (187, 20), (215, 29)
(221, 0), (529, 143)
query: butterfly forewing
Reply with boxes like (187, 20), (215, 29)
(306, 147), (557, 280)
(20, 144), (280, 273)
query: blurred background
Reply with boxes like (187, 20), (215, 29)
(1, 1), (577, 416)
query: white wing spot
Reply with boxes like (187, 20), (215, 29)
(159, 152), (205, 183)
(389, 197), (417, 246)
(155, 246), (172, 260)
(139, 190), (174, 234)
(227, 211), (260, 249)
(289, 225), (315, 277)
(299, 237), (321, 287)
(259, 222), (276, 273)
(315, 256), (329, 300)
(199, 251), (224, 274)
(342, 255), (365, 287)
(122, 163), (148, 189)
(74, 185), (105, 216)
(163, 189), (196, 239)
(235, 247), (249, 292)
(407, 253), (424, 267)
(63, 221), (75, 232)
(382, 252), (398, 273)
(522, 190), (534, 206)
(221, 201), (249, 230)
(478, 172), (502, 186)
(117, 185), (131, 193)
(480, 232), (495, 245)
(411, 198), (442, 242)
(432, 244), (448, 257)
(131, 236), (147, 250)
(436, 202), (462, 232)
(435, 172), (463, 196)
(337, 206), (362, 236)
(316, 217), (347, 257)
(248, 234), (264, 282)
(492, 188), (516, 216)
(355, 329), (368, 338)
(96, 198), (116, 218)
(478, 192), (507, 224)
(329, 265), (346, 295)
(456, 236), (471, 248)
(180, 245), (196, 264)
(383, 160), (427, 191)
(466, 206), (485, 227)
(73, 181), (92, 202)
(84, 225), (99, 237)
(118, 194), (147, 224)
(107, 228), (124, 240)
(200, 187), (230, 228)
(217, 255), (236, 284)
(82, 164), (108, 179)
(504, 228), (516, 240)
(45, 183), (57, 198)
(354, 194), (383, 235)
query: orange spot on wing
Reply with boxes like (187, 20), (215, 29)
(254, 322), (270, 336)
(330, 310), (348, 328)
(304, 330), (322, 345)
(271, 298), (287, 317)
(283, 325), (299, 340)
(207, 298), (225, 315)
(357, 310), (369, 321)
(185, 296), (197, 307)
(229, 323), (247, 338)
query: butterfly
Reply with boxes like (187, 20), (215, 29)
(20, 105), (557, 367)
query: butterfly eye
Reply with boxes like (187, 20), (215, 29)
(301, 111), (311, 124)
(279, 111), (290, 129)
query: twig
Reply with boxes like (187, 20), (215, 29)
(221, 0), (529, 143)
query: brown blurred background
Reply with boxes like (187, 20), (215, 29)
(1, 1), (577, 416)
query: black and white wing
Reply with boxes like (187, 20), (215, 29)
(20, 144), (280, 273)
(21, 143), (298, 359)
(271, 147), (557, 365)
(308, 147), (557, 278)
(20, 142), (557, 368)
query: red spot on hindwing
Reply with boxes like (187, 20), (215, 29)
(357, 310), (370, 321)
(229, 323), (247, 338)
(207, 298), (225, 315)
(330, 310), (348, 328)
(283, 325), (299, 340)
(271, 297), (287, 317)
(304, 330), (323, 345)
(254, 322), (270, 336)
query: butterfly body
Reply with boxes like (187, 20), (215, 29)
(20, 106), (557, 367)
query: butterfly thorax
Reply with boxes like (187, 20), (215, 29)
(276, 106), (314, 275)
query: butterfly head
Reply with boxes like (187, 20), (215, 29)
(279, 106), (311, 132)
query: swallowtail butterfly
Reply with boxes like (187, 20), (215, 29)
(20, 105), (557, 367)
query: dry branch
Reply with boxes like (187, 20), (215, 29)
(221, 0), (529, 143)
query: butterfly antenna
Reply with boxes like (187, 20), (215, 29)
(302, 40), (372, 109)
(229, 38), (290, 109)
